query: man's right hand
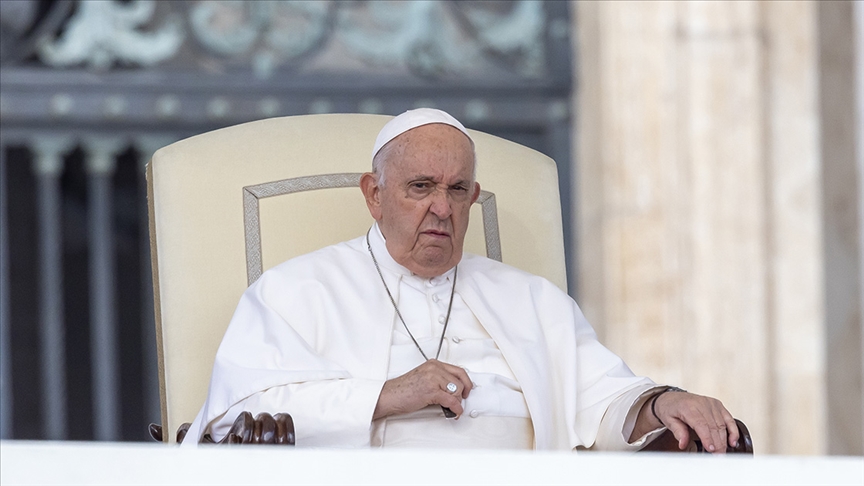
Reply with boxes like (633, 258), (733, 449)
(373, 359), (473, 420)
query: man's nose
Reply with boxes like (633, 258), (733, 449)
(428, 187), (453, 219)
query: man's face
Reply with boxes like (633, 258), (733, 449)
(361, 123), (480, 278)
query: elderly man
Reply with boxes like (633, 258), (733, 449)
(183, 108), (738, 452)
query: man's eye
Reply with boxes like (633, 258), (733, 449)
(449, 185), (469, 195)
(411, 182), (431, 189)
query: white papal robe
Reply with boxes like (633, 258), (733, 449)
(183, 227), (664, 450)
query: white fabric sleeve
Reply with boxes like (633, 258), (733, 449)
(207, 378), (385, 448)
(589, 384), (667, 451)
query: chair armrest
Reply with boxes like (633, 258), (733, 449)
(639, 418), (753, 454)
(148, 422), (189, 443)
(149, 411), (295, 445)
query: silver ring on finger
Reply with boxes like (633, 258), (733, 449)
(446, 382), (458, 393)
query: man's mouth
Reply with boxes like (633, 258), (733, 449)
(422, 230), (450, 238)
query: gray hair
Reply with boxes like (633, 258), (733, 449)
(371, 138), (477, 189)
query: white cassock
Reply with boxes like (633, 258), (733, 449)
(183, 224), (665, 450)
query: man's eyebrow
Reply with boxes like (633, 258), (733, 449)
(406, 176), (470, 186)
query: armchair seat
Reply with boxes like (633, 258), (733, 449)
(148, 114), (566, 442)
(147, 113), (752, 454)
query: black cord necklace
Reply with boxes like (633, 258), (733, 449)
(366, 228), (457, 361)
(366, 228), (459, 418)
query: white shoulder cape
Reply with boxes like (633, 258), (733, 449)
(184, 235), (655, 449)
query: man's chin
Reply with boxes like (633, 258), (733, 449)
(408, 248), (460, 277)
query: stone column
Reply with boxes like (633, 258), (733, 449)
(83, 136), (124, 441)
(31, 135), (74, 440)
(819, 0), (863, 456)
(573, 0), (861, 455)
(0, 137), (10, 439)
(856, 0), (864, 454)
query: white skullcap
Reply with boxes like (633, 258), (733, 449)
(372, 108), (472, 159)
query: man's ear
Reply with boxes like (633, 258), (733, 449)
(470, 181), (481, 204)
(360, 172), (383, 220)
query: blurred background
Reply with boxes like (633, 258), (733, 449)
(0, 0), (861, 456)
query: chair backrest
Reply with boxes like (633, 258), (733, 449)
(147, 114), (566, 441)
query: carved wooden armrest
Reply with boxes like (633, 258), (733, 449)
(639, 418), (753, 454)
(149, 411), (295, 445)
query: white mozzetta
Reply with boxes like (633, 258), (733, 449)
(183, 231), (656, 450)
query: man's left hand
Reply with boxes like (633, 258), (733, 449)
(633, 391), (739, 453)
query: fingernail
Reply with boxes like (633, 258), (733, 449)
(733, 441), (739, 447)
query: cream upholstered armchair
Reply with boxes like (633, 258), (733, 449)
(146, 114), (567, 443)
(145, 114), (752, 453)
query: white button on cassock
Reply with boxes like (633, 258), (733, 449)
(469, 410), (479, 418)
(438, 315), (445, 324)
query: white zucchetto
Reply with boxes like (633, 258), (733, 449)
(372, 108), (472, 159)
